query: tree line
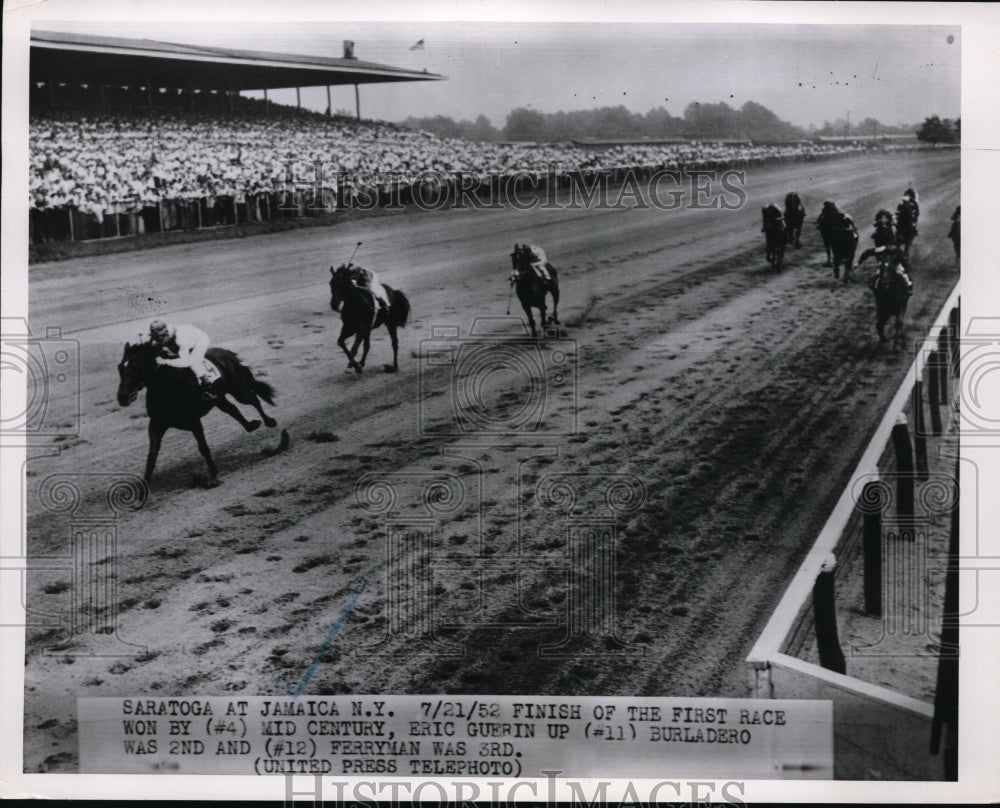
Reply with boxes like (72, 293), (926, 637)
(400, 101), (940, 144)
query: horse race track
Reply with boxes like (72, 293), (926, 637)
(23, 150), (959, 772)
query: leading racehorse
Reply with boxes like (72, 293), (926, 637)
(117, 341), (279, 486)
(329, 265), (411, 373)
(510, 248), (560, 337)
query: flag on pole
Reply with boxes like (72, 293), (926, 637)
(409, 39), (425, 50)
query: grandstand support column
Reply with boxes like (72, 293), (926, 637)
(145, 72), (152, 112)
(99, 70), (105, 112)
(326, 85), (332, 116)
(296, 87), (301, 108)
(355, 84), (360, 120)
(264, 88), (270, 117)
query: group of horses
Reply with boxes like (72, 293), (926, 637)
(762, 192), (806, 271)
(116, 244), (562, 488)
(113, 187), (936, 489)
(767, 192), (919, 282)
(767, 191), (921, 349)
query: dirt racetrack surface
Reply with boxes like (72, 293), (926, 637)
(23, 150), (959, 772)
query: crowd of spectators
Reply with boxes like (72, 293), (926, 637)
(28, 95), (890, 242)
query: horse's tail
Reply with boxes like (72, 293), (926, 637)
(253, 379), (276, 405)
(393, 290), (411, 328)
(209, 347), (276, 404)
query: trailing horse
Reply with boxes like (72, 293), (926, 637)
(784, 192), (806, 248)
(510, 249), (560, 338)
(872, 209), (897, 249)
(831, 213), (859, 282)
(871, 258), (909, 349)
(816, 201), (839, 266)
(763, 215), (786, 270)
(895, 198), (918, 256)
(116, 341), (279, 487)
(329, 265), (411, 373)
(948, 206), (960, 261)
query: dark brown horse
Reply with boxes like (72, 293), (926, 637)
(895, 198), (918, 256)
(948, 206), (960, 260)
(816, 201), (840, 266)
(116, 341), (279, 487)
(510, 248), (560, 338)
(872, 209), (897, 249)
(784, 192), (806, 248)
(860, 251), (909, 349)
(831, 214), (859, 282)
(763, 213), (786, 270)
(329, 265), (411, 373)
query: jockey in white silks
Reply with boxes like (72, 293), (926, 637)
(516, 244), (551, 281)
(149, 320), (217, 394)
(346, 264), (390, 312)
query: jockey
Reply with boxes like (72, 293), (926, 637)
(514, 244), (551, 281)
(874, 208), (894, 228)
(840, 213), (859, 236)
(817, 200), (838, 229)
(148, 320), (218, 398)
(857, 244), (913, 294)
(897, 189), (919, 235)
(345, 263), (390, 313)
(761, 203), (783, 231)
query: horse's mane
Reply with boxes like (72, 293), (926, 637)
(125, 339), (156, 356)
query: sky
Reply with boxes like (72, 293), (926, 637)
(35, 20), (960, 131)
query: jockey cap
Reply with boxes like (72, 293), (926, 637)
(149, 320), (168, 339)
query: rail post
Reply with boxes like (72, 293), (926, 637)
(890, 413), (915, 519)
(948, 305), (960, 375)
(928, 349), (943, 435)
(812, 554), (846, 674)
(861, 481), (884, 617)
(935, 333), (949, 404)
(913, 377), (928, 480)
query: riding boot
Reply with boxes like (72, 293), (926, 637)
(201, 378), (223, 402)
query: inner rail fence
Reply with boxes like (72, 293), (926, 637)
(746, 282), (960, 780)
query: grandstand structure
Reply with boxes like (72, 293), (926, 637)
(30, 30), (443, 116)
(26, 30), (928, 249)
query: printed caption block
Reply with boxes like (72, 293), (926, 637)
(78, 695), (831, 778)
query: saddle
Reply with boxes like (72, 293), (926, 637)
(202, 359), (222, 384)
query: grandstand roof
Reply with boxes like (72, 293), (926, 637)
(30, 30), (445, 90)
